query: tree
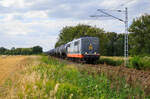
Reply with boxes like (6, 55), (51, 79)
(129, 14), (150, 55)
(0, 46), (43, 55)
(55, 24), (105, 48)
(32, 46), (43, 54)
(115, 34), (124, 56)
(0, 47), (7, 54)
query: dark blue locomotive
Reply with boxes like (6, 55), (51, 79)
(48, 37), (100, 62)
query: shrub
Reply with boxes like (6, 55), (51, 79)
(129, 56), (150, 70)
(141, 56), (150, 69)
(129, 56), (142, 70)
(99, 58), (123, 66)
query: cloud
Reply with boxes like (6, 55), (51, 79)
(0, 0), (149, 51)
(100, 0), (121, 9)
(0, 22), (33, 35)
(24, 11), (48, 19)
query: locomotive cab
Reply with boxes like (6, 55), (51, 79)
(81, 37), (100, 61)
(66, 37), (100, 62)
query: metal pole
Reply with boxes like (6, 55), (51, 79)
(91, 8), (129, 66)
(124, 7), (128, 67)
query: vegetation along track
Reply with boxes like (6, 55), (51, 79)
(92, 64), (150, 87)
(53, 56), (150, 94)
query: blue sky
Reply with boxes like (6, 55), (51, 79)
(0, 0), (149, 51)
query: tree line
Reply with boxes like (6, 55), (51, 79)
(55, 14), (150, 56)
(0, 46), (43, 55)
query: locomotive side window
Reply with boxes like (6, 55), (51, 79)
(67, 44), (70, 47)
(74, 41), (79, 53)
(74, 41), (79, 46)
(67, 44), (71, 53)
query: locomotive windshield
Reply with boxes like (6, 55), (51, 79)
(81, 37), (99, 54)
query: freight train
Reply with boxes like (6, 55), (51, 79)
(47, 37), (100, 63)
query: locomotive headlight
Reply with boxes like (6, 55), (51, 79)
(85, 52), (88, 54)
(94, 52), (97, 54)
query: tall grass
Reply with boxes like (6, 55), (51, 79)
(100, 56), (150, 70)
(99, 57), (123, 66)
(17, 56), (146, 98)
(2, 56), (148, 98)
(129, 56), (150, 70)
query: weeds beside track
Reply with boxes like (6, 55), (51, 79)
(1, 56), (149, 98)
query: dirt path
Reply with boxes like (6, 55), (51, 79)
(0, 55), (40, 85)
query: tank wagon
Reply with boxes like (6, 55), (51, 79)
(49, 37), (100, 62)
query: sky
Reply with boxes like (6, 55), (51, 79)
(0, 0), (149, 51)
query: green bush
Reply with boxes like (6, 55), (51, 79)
(129, 56), (142, 70)
(129, 56), (150, 70)
(99, 58), (123, 66)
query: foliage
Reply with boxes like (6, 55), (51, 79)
(129, 56), (142, 70)
(129, 14), (150, 55)
(0, 46), (43, 55)
(1, 56), (148, 98)
(32, 46), (43, 54)
(99, 57), (123, 66)
(11, 56), (145, 98)
(129, 56), (150, 70)
(56, 83), (81, 99)
(55, 24), (104, 47)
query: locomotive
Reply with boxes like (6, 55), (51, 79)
(48, 37), (100, 62)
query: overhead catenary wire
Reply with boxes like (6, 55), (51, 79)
(119, 0), (136, 7)
(97, 9), (124, 22)
(112, 0), (137, 10)
(90, 7), (129, 67)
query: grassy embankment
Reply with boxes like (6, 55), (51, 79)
(99, 56), (124, 66)
(1, 56), (148, 99)
(99, 56), (150, 70)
